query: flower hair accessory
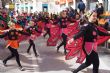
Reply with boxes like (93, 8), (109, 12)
(85, 10), (97, 18)
(8, 21), (15, 27)
(28, 20), (34, 26)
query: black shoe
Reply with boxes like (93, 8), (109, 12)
(35, 54), (39, 57)
(19, 67), (25, 71)
(64, 51), (67, 55)
(71, 63), (87, 73)
(43, 35), (46, 38)
(57, 47), (59, 53)
(3, 60), (7, 67)
(57, 50), (59, 53)
(27, 51), (29, 54)
(71, 70), (77, 73)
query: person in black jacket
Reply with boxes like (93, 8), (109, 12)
(68, 10), (110, 73)
(78, 0), (86, 14)
(96, 3), (104, 18)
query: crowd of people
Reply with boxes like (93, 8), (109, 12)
(0, 1), (110, 73)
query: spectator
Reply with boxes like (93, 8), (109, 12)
(96, 3), (104, 18)
(78, 0), (86, 14)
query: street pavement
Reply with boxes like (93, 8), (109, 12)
(0, 36), (110, 73)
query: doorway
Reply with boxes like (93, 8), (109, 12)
(42, 4), (48, 12)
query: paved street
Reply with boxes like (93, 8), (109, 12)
(0, 36), (110, 73)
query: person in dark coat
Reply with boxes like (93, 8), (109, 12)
(78, 0), (86, 14)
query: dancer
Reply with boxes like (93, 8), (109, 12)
(26, 20), (41, 57)
(0, 21), (30, 71)
(57, 11), (68, 55)
(68, 10), (110, 73)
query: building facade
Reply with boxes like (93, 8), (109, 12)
(14, 0), (109, 14)
(15, 0), (35, 13)
(14, 0), (60, 14)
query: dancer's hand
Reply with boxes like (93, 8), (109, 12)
(31, 34), (35, 37)
(69, 23), (74, 25)
(108, 31), (110, 33)
(52, 25), (55, 27)
(0, 30), (3, 32)
(16, 28), (23, 31)
(0, 29), (9, 32)
(68, 38), (74, 44)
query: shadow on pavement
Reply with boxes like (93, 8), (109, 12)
(85, 68), (110, 73)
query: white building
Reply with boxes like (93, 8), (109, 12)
(14, 0), (109, 14)
(15, 0), (35, 14)
(14, 0), (61, 14)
